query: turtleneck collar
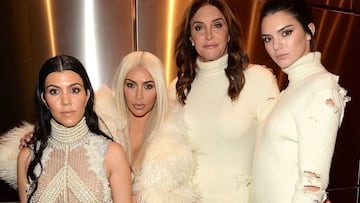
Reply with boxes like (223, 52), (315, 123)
(283, 52), (325, 85)
(50, 117), (89, 145)
(196, 54), (228, 74)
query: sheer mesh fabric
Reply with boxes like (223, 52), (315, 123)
(29, 118), (112, 203)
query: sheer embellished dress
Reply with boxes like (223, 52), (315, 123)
(28, 118), (113, 203)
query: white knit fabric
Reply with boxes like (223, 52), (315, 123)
(168, 54), (279, 202)
(251, 52), (350, 203)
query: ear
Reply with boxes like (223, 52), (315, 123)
(307, 23), (315, 41)
(86, 89), (91, 104)
(41, 93), (49, 108)
(189, 37), (195, 46)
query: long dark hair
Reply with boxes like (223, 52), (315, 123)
(260, 0), (315, 49)
(174, 0), (248, 104)
(27, 55), (111, 201)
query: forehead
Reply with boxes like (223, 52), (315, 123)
(191, 4), (225, 22)
(45, 70), (83, 85)
(261, 11), (299, 31)
(126, 66), (153, 81)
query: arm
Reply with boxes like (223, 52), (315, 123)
(17, 147), (32, 203)
(293, 88), (348, 203)
(244, 65), (280, 121)
(104, 142), (132, 203)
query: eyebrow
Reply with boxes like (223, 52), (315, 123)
(261, 24), (295, 37)
(45, 83), (82, 90)
(125, 78), (154, 84)
(277, 24), (294, 33)
(191, 17), (225, 25)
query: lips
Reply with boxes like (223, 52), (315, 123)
(275, 53), (288, 60)
(133, 104), (145, 110)
(203, 44), (217, 49)
(60, 111), (75, 117)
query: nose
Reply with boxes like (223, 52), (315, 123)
(61, 92), (71, 106)
(136, 87), (144, 99)
(272, 37), (282, 51)
(206, 27), (213, 40)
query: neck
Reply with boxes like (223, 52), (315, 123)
(50, 117), (89, 145)
(128, 114), (148, 165)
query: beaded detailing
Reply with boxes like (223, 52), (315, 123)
(50, 117), (89, 146)
(29, 118), (112, 202)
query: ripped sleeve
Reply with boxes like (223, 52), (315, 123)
(292, 88), (349, 203)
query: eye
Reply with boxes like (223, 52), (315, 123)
(70, 86), (81, 94)
(193, 24), (204, 31)
(262, 36), (272, 43)
(213, 22), (223, 28)
(48, 88), (59, 95)
(282, 29), (293, 37)
(144, 83), (155, 90)
(125, 81), (136, 88)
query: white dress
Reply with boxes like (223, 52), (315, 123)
(251, 52), (350, 203)
(168, 54), (279, 202)
(29, 118), (112, 203)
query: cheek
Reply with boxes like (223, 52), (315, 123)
(45, 97), (57, 110)
(264, 43), (273, 55)
(123, 89), (132, 102)
(146, 91), (157, 105)
(191, 32), (202, 44)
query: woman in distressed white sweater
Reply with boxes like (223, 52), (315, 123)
(251, 0), (350, 202)
(0, 51), (199, 203)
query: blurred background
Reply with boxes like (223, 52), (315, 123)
(0, 0), (359, 202)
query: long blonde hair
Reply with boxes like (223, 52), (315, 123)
(112, 51), (168, 172)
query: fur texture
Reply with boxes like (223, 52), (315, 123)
(94, 85), (128, 152)
(133, 102), (200, 202)
(0, 86), (199, 202)
(0, 122), (34, 189)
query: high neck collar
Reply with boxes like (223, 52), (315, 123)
(283, 52), (325, 85)
(50, 117), (89, 145)
(196, 54), (228, 74)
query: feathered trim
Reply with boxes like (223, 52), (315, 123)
(0, 122), (34, 189)
(133, 102), (200, 203)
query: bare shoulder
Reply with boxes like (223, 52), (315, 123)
(105, 142), (127, 160)
(17, 147), (32, 165)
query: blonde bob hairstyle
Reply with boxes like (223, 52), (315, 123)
(112, 51), (168, 170)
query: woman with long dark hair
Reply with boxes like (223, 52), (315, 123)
(17, 55), (132, 202)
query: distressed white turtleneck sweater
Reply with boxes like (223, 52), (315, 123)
(251, 52), (350, 203)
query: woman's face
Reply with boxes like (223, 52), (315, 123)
(42, 70), (89, 127)
(123, 66), (157, 118)
(261, 11), (312, 69)
(190, 4), (229, 62)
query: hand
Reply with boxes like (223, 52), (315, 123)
(324, 199), (331, 203)
(132, 194), (138, 203)
(19, 131), (33, 149)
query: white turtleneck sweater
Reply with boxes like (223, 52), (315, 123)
(251, 52), (350, 203)
(168, 54), (279, 202)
